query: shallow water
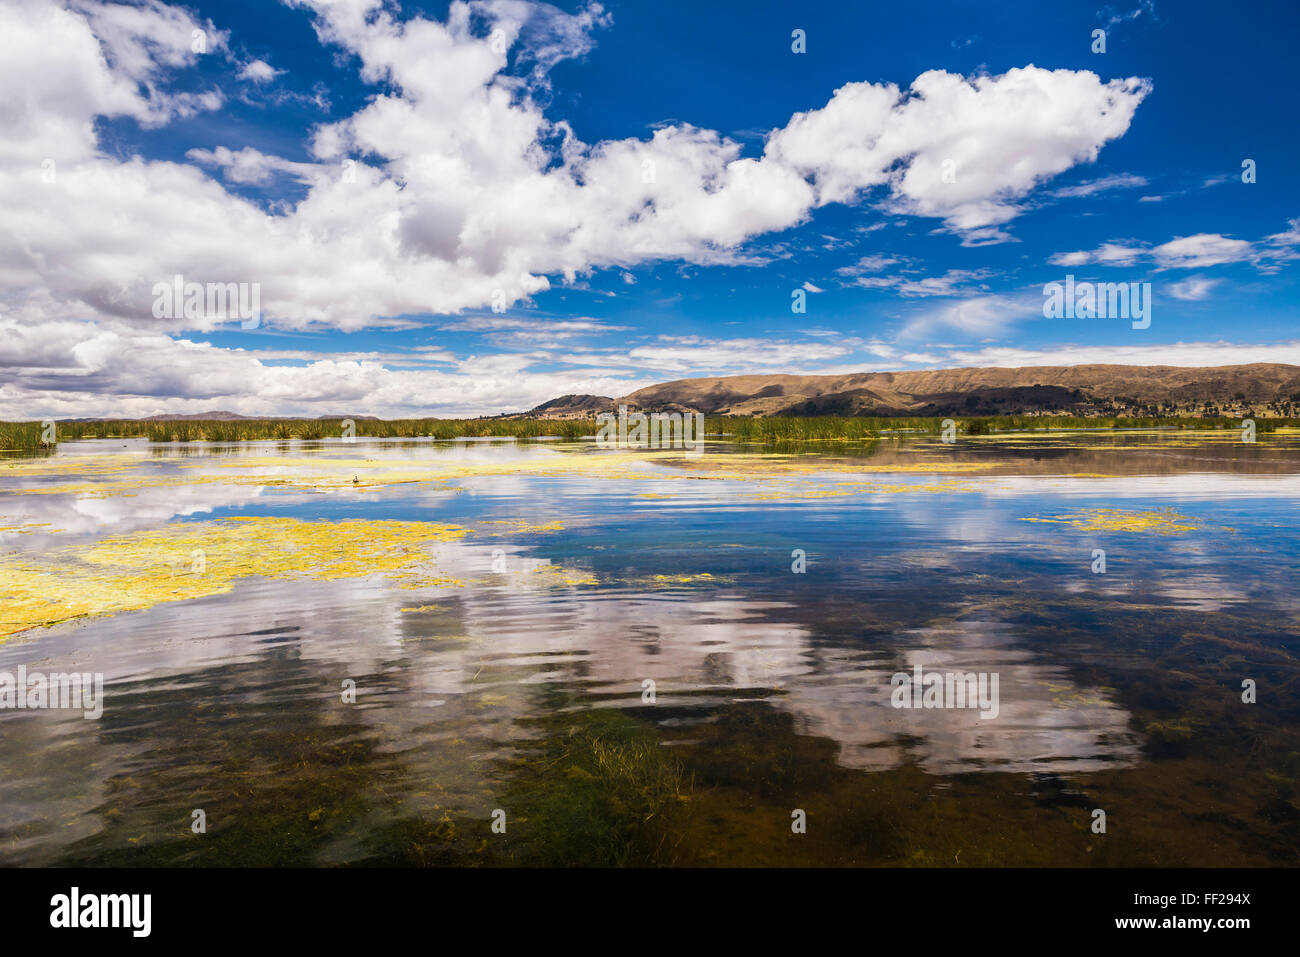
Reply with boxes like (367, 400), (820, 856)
(1, 432), (1298, 866)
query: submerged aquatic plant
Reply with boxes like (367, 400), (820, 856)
(497, 707), (695, 866)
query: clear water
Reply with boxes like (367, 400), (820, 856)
(1, 433), (1297, 866)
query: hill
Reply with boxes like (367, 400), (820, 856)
(544, 363), (1300, 418)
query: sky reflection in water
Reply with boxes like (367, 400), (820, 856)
(1, 434), (1297, 865)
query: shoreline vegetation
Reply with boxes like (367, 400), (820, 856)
(0, 414), (1292, 452)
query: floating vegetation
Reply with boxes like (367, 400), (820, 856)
(512, 563), (599, 587)
(646, 572), (724, 586)
(5, 434), (1300, 868)
(0, 517), (475, 640)
(0, 522), (60, 535)
(1021, 507), (1204, 534)
(0, 447), (1006, 502)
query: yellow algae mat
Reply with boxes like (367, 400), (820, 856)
(0, 448), (1001, 498)
(0, 448), (1014, 640)
(1020, 507), (1209, 534)
(0, 517), (469, 640)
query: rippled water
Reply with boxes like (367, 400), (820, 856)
(1, 432), (1298, 865)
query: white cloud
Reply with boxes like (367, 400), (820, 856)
(0, 316), (650, 418)
(1257, 217), (1300, 273)
(901, 293), (1042, 339)
(835, 254), (899, 276)
(1050, 231), (1266, 269)
(185, 146), (318, 185)
(0, 1), (1153, 338)
(939, 340), (1300, 369)
(1101, 1), (1158, 30)
(1049, 172), (1146, 198)
(625, 336), (851, 373)
(438, 316), (620, 333)
(1167, 276), (1221, 301)
(0, 0), (223, 167)
(0, 1), (1183, 415)
(855, 268), (993, 298)
(766, 66), (1150, 235)
(1152, 233), (1253, 269)
(237, 58), (282, 83)
(1050, 242), (1144, 267)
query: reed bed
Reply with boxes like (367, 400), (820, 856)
(710, 416), (882, 442)
(0, 417), (599, 450)
(712, 414), (1290, 442)
(1, 419), (146, 451)
(1, 413), (1292, 452)
(136, 418), (597, 443)
(0, 422), (43, 451)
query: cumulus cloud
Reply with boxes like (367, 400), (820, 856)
(0, 0), (1165, 416)
(0, 0), (1152, 336)
(0, 315), (650, 418)
(237, 58), (282, 83)
(1152, 233), (1253, 269)
(0, 0), (223, 166)
(766, 67), (1149, 233)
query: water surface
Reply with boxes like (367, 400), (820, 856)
(1, 432), (1297, 865)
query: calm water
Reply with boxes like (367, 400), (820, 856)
(1, 432), (1298, 866)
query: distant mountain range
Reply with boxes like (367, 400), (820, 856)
(47, 364), (1300, 422)
(526, 363), (1300, 418)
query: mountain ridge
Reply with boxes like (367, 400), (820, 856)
(526, 363), (1300, 418)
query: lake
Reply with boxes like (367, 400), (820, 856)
(1, 430), (1297, 865)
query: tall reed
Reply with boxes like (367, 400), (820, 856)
(1, 413), (1291, 451)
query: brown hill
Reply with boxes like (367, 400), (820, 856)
(609, 363), (1300, 417)
(526, 394), (615, 418)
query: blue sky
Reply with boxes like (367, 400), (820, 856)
(3, 0), (1298, 417)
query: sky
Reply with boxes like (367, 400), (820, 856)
(1, 0), (1298, 418)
